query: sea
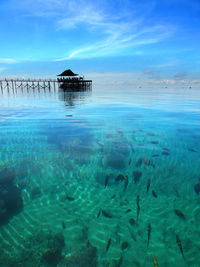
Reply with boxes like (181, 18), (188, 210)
(0, 83), (200, 267)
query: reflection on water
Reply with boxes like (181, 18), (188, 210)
(58, 89), (92, 108)
(0, 86), (200, 266)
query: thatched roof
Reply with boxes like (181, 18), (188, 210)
(57, 69), (78, 76)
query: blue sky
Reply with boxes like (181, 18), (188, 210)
(0, 0), (199, 84)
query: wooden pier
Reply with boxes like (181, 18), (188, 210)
(0, 78), (92, 93)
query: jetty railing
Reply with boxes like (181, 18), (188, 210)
(0, 78), (92, 93)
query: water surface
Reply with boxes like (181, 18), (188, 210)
(0, 86), (200, 266)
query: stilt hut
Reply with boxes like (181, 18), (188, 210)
(57, 69), (80, 81)
(57, 69), (92, 91)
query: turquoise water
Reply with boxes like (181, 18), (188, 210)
(0, 86), (200, 266)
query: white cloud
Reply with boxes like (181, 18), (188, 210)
(150, 60), (178, 68)
(0, 58), (18, 64)
(12, 0), (175, 60)
(0, 67), (6, 72)
(55, 19), (173, 60)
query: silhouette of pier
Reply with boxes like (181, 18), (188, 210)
(0, 78), (92, 93)
(0, 69), (92, 93)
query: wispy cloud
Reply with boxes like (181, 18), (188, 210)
(55, 6), (174, 60)
(173, 72), (187, 80)
(0, 58), (18, 64)
(150, 60), (178, 68)
(10, 0), (175, 61)
(0, 67), (6, 72)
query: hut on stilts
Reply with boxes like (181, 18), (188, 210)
(57, 69), (92, 91)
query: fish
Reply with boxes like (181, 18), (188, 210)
(129, 143), (135, 152)
(162, 147), (170, 151)
(123, 175), (129, 191)
(104, 175), (110, 188)
(152, 255), (159, 267)
(125, 209), (131, 214)
(115, 255), (123, 267)
(151, 141), (158, 144)
(117, 129), (123, 137)
(102, 210), (113, 218)
(152, 190), (158, 198)
(143, 157), (151, 166)
(176, 234), (185, 261)
(96, 141), (104, 152)
(62, 221), (66, 229)
(147, 179), (151, 193)
(106, 133), (114, 138)
(121, 241), (129, 250)
(188, 148), (197, 152)
(147, 132), (155, 136)
(106, 238), (112, 252)
(66, 196), (75, 201)
(128, 158), (132, 165)
(152, 154), (159, 157)
(194, 183), (200, 195)
(129, 218), (136, 226)
(97, 209), (102, 218)
(133, 171), (142, 184)
(136, 195), (140, 222)
(147, 223), (151, 247)
(174, 209), (186, 220)
(162, 151), (169, 155)
(115, 174), (124, 182)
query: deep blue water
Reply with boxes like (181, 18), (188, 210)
(0, 85), (200, 266)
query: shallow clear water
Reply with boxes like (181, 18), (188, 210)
(0, 86), (200, 266)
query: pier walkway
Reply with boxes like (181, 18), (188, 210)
(0, 78), (92, 93)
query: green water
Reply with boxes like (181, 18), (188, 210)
(0, 86), (200, 266)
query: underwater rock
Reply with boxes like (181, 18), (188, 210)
(41, 232), (65, 265)
(133, 171), (142, 183)
(0, 168), (15, 186)
(54, 233), (65, 250)
(15, 230), (66, 266)
(194, 183), (200, 195)
(65, 242), (98, 267)
(0, 168), (23, 225)
(42, 248), (63, 266)
(105, 154), (126, 170)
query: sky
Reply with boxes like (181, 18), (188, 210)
(0, 0), (199, 85)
